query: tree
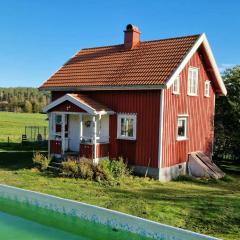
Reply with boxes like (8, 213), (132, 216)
(214, 65), (240, 160)
(24, 100), (33, 113)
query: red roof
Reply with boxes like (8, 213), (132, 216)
(40, 34), (200, 89)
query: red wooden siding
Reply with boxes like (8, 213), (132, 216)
(50, 140), (61, 154)
(52, 91), (161, 168)
(96, 143), (109, 158)
(79, 143), (109, 159)
(80, 143), (93, 159)
(50, 100), (86, 112)
(162, 49), (215, 168)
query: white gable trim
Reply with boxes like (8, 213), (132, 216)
(43, 94), (113, 115)
(166, 33), (227, 96)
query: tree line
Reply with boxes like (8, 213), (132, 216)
(0, 87), (49, 113)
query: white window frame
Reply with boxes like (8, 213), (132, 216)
(187, 67), (198, 96)
(117, 113), (137, 140)
(177, 115), (188, 141)
(204, 80), (210, 97)
(172, 75), (180, 95)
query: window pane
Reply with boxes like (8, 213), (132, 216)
(177, 119), (186, 137)
(55, 115), (62, 124)
(127, 119), (134, 137)
(121, 118), (127, 136)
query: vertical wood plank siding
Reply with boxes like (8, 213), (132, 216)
(52, 90), (161, 168)
(162, 50), (215, 168)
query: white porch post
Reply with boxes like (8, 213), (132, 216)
(92, 115), (97, 164)
(61, 113), (65, 155)
(80, 114), (83, 141)
(48, 112), (52, 159)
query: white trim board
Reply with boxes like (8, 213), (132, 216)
(166, 33), (227, 96)
(158, 89), (164, 175)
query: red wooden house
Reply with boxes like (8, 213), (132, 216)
(40, 24), (226, 181)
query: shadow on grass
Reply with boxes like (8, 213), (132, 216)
(0, 151), (34, 170)
(0, 141), (47, 152)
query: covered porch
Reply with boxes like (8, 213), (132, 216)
(43, 93), (114, 163)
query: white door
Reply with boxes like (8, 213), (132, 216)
(68, 115), (80, 152)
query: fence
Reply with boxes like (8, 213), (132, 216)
(24, 126), (48, 142)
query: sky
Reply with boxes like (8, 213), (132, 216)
(0, 0), (239, 87)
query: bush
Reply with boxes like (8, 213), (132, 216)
(100, 158), (130, 181)
(62, 158), (94, 180)
(62, 160), (79, 178)
(61, 157), (130, 184)
(32, 152), (50, 171)
(78, 159), (94, 179)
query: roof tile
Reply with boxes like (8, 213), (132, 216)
(40, 35), (200, 89)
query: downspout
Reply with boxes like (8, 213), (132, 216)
(158, 89), (164, 180)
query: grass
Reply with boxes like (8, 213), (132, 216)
(0, 112), (47, 142)
(0, 151), (239, 240)
(0, 112), (239, 240)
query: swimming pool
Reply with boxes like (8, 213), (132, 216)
(0, 185), (219, 240)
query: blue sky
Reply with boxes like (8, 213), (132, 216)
(0, 0), (239, 87)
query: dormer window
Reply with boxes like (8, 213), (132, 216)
(204, 80), (210, 97)
(188, 67), (198, 96)
(172, 75), (180, 94)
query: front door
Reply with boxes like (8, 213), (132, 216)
(68, 115), (80, 152)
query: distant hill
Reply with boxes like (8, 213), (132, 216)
(0, 87), (49, 113)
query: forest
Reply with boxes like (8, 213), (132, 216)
(0, 87), (49, 113)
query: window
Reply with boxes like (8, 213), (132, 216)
(188, 67), (198, 96)
(204, 80), (210, 97)
(55, 114), (62, 124)
(177, 116), (188, 140)
(117, 114), (136, 140)
(172, 75), (180, 94)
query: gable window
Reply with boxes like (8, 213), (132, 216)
(177, 116), (188, 140)
(204, 80), (210, 97)
(188, 67), (198, 96)
(172, 75), (180, 94)
(117, 113), (136, 140)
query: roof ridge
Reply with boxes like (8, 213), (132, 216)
(80, 33), (201, 51)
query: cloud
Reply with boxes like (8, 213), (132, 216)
(218, 63), (236, 73)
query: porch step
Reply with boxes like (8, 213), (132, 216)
(187, 151), (225, 179)
(47, 165), (62, 174)
(50, 161), (63, 169)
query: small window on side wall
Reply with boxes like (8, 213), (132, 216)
(117, 114), (136, 140)
(204, 80), (210, 97)
(172, 75), (180, 94)
(177, 116), (188, 141)
(188, 67), (198, 96)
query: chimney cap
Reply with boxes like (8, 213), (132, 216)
(125, 24), (140, 32)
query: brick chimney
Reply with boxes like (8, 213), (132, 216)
(124, 24), (140, 50)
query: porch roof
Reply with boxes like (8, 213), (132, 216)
(43, 93), (114, 115)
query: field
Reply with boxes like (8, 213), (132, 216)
(0, 112), (239, 240)
(0, 112), (47, 142)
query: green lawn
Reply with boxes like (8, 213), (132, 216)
(0, 113), (239, 240)
(0, 112), (47, 142)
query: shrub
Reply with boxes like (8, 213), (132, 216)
(62, 158), (94, 179)
(61, 157), (131, 184)
(78, 158), (94, 179)
(100, 158), (130, 181)
(62, 160), (79, 178)
(32, 152), (50, 171)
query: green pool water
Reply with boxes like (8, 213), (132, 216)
(0, 197), (151, 240)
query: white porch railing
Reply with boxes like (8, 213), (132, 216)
(80, 136), (109, 144)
